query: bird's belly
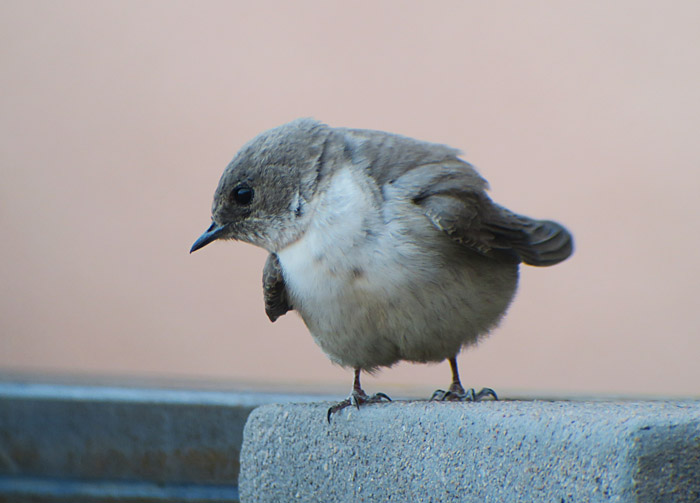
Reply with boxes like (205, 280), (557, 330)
(277, 227), (519, 370)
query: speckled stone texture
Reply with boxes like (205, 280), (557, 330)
(240, 400), (700, 503)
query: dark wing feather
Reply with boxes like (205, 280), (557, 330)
(417, 190), (573, 266)
(418, 191), (494, 255)
(419, 190), (573, 266)
(262, 253), (292, 322)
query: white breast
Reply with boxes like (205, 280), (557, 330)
(277, 168), (383, 301)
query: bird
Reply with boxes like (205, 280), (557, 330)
(190, 118), (573, 421)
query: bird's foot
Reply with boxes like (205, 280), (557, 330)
(430, 383), (498, 402)
(327, 390), (391, 423)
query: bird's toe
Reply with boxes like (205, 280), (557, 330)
(430, 387), (498, 402)
(327, 390), (391, 423)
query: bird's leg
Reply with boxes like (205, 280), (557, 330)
(327, 368), (391, 423)
(430, 356), (498, 402)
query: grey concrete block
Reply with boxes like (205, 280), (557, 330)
(240, 400), (700, 503)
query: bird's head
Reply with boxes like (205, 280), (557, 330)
(190, 119), (330, 254)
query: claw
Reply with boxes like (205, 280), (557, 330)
(431, 387), (498, 402)
(475, 387), (498, 401)
(431, 389), (447, 401)
(373, 392), (392, 402)
(327, 399), (351, 423)
(327, 391), (391, 423)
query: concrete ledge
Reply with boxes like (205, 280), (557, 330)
(240, 400), (700, 502)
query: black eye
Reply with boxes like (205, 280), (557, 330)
(231, 185), (254, 205)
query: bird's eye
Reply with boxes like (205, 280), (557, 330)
(231, 185), (254, 205)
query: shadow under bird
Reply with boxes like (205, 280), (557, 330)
(191, 119), (573, 421)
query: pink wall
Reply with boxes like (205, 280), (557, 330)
(1, 1), (699, 397)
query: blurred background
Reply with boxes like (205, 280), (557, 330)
(1, 1), (698, 399)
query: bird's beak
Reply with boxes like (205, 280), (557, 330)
(190, 221), (228, 253)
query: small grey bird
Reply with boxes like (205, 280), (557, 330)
(191, 119), (573, 420)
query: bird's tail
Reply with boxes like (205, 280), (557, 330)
(486, 209), (574, 267)
(514, 219), (573, 266)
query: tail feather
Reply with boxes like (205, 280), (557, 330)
(513, 219), (573, 266)
(484, 206), (573, 267)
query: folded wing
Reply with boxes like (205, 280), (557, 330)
(385, 157), (572, 266)
(263, 253), (292, 322)
(341, 128), (573, 266)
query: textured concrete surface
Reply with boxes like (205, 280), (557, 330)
(0, 382), (332, 502)
(240, 400), (700, 503)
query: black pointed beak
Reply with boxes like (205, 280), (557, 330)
(190, 221), (228, 253)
